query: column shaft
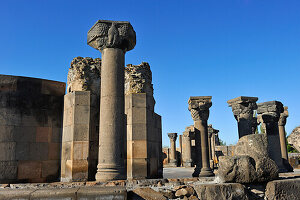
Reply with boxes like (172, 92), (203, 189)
(278, 125), (288, 160)
(182, 133), (192, 167)
(96, 48), (126, 181)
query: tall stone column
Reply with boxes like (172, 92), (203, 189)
(87, 20), (136, 181)
(182, 129), (192, 167)
(257, 101), (286, 172)
(188, 96), (214, 177)
(227, 96), (258, 138)
(168, 133), (178, 167)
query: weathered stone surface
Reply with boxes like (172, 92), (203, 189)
(218, 134), (278, 183)
(175, 185), (195, 198)
(130, 188), (167, 200)
(77, 186), (127, 200)
(265, 178), (300, 200)
(193, 183), (249, 200)
(67, 56), (101, 95)
(288, 126), (300, 152)
(125, 62), (153, 96)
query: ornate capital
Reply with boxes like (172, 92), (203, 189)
(188, 96), (212, 121)
(278, 106), (288, 126)
(87, 20), (136, 52)
(168, 133), (177, 141)
(227, 96), (258, 121)
(208, 124), (219, 138)
(257, 101), (284, 123)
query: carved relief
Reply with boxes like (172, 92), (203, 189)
(278, 106), (289, 126)
(87, 20), (136, 51)
(168, 133), (178, 141)
(188, 97), (212, 121)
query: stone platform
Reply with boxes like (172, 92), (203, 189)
(0, 169), (300, 199)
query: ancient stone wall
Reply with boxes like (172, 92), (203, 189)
(0, 75), (65, 183)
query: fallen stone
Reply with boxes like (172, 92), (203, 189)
(130, 188), (167, 200)
(193, 183), (249, 200)
(175, 185), (195, 198)
(218, 134), (278, 183)
(265, 178), (300, 200)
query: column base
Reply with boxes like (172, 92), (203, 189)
(95, 165), (126, 182)
(199, 167), (214, 177)
(183, 160), (193, 167)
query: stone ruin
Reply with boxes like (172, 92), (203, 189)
(0, 20), (300, 199)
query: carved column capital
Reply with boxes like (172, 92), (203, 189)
(227, 96), (258, 121)
(87, 20), (136, 52)
(188, 96), (212, 121)
(278, 106), (288, 126)
(168, 133), (178, 141)
(257, 101), (284, 124)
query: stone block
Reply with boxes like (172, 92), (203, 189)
(131, 93), (147, 108)
(42, 160), (59, 179)
(73, 141), (89, 160)
(20, 115), (40, 127)
(127, 107), (147, 125)
(127, 158), (147, 179)
(41, 80), (65, 96)
(51, 127), (62, 143)
(0, 142), (16, 161)
(0, 125), (14, 142)
(30, 188), (78, 200)
(77, 186), (127, 200)
(265, 178), (300, 200)
(74, 91), (90, 106)
(73, 124), (89, 141)
(74, 106), (90, 125)
(29, 142), (49, 161)
(127, 140), (147, 159)
(193, 183), (249, 200)
(61, 142), (72, 161)
(63, 108), (74, 127)
(0, 161), (17, 181)
(48, 143), (60, 160)
(129, 188), (166, 200)
(36, 127), (51, 142)
(16, 142), (30, 160)
(0, 188), (36, 200)
(69, 160), (89, 181)
(127, 123), (147, 141)
(18, 161), (42, 180)
(62, 125), (74, 142)
(13, 126), (36, 142)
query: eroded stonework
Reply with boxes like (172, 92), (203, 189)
(67, 57), (101, 95)
(125, 62), (153, 96)
(288, 126), (300, 152)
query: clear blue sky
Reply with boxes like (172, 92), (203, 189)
(1, 0), (299, 147)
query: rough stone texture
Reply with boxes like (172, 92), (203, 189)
(227, 96), (258, 138)
(125, 62), (153, 97)
(218, 134), (278, 183)
(129, 188), (167, 200)
(265, 178), (300, 200)
(67, 57), (101, 95)
(288, 126), (300, 152)
(193, 183), (249, 200)
(0, 75), (65, 183)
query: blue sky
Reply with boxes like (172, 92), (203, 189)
(1, 0), (299, 146)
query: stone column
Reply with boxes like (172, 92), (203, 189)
(227, 96), (258, 138)
(257, 101), (286, 172)
(278, 106), (293, 171)
(188, 96), (214, 177)
(168, 133), (178, 167)
(87, 20), (136, 181)
(182, 130), (192, 167)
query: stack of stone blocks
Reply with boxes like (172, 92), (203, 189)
(0, 75), (65, 183)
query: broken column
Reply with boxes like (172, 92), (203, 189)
(208, 124), (219, 169)
(257, 101), (286, 172)
(125, 62), (162, 179)
(87, 20), (136, 181)
(188, 96), (214, 177)
(182, 128), (192, 167)
(168, 133), (178, 167)
(227, 96), (258, 138)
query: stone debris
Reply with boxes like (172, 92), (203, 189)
(218, 134), (278, 183)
